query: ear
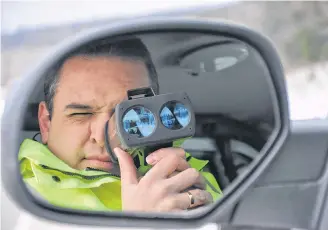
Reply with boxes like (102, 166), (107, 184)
(38, 101), (51, 144)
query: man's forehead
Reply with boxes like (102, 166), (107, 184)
(59, 55), (148, 85)
(62, 55), (147, 76)
(54, 55), (150, 106)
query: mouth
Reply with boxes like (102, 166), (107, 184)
(83, 156), (113, 171)
(86, 155), (111, 162)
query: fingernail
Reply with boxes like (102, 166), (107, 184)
(146, 154), (156, 164)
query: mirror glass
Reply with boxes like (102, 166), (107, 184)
(19, 31), (278, 215)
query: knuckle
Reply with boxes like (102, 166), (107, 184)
(165, 178), (179, 192)
(156, 183), (170, 196)
(165, 181), (177, 192)
(169, 153), (180, 164)
(175, 147), (186, 158)
(157, 198), (176, 212)
(165, 198), (177, 209)
(188, 168), (200, 178)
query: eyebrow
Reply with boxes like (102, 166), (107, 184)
(64, 103), (93, 110)
(64, 103), (116, 115)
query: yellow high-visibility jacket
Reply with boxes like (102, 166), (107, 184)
(19, 138), (222, 211)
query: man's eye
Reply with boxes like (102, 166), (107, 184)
(70, 112), (93, 116)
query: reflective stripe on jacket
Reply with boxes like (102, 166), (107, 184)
(19, 138), (223, 211)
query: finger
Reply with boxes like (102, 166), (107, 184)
(146, 147), (186, 165)
(165, 168), (206, 192)
(114, 147), (138, 185)
(187, 189), (213, 209)
(167, 171), (204, 190)
(146, 148), (189, 172)
(144, 153), (185, 181)
(160, 189), (213, 211)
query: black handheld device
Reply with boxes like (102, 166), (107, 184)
(104, 87), (196, 164)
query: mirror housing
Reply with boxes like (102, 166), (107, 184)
(1, 17), (290, 229)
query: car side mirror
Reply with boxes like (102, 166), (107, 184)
(1, 17), (290, 229)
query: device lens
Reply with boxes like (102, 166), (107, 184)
(160, 102), (190, 130)
(122, 106), (156, 138)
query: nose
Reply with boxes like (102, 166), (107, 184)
(90, 113), (110, 147)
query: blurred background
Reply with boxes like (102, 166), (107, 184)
(2, 1), (328, 120)
(1, 1), (328, 230)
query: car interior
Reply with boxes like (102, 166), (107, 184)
(20, 32), (276, 191)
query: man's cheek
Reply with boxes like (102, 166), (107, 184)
(65, 126), (90, 151)
(51, 125), (80, 150)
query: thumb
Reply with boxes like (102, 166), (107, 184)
(114, 147), (138, 185)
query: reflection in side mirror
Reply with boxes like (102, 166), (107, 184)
(2, 19), (289, 229)
(19, 30), (275, 211)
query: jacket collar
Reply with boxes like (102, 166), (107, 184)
(19, 139), (113, 177)
(19, 138), (209, 177)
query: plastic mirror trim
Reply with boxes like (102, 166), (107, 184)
(1, 17), (290, 229)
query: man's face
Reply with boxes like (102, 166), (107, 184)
(38, 56), (150, 171)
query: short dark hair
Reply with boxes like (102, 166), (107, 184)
(44, 37), (159, 118)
